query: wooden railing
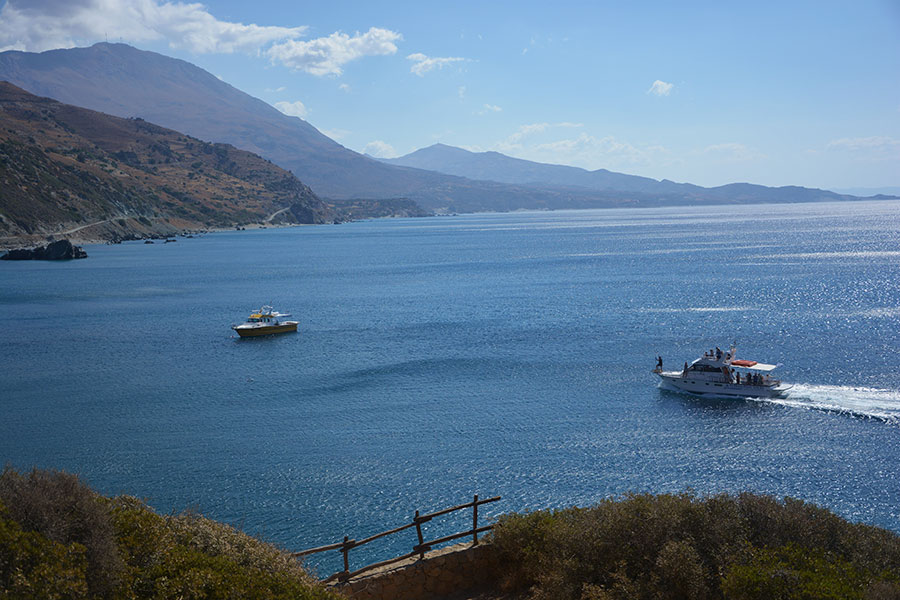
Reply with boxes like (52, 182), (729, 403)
(293, 494), (501, 583)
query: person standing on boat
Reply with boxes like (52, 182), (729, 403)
(656, 356), (663, 371)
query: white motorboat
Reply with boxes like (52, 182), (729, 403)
(653, 344), (791, 398)
(232, 306), (298, 337)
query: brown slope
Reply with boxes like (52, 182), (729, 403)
(0, 43), (663, 209)
(0, 81), (331, 245)
(2, 43), (865, 212)
(0, 42), (444, 200)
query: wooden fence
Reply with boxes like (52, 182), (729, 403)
(293, 494), (501, 583)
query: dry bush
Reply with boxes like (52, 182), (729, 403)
(491, 492), (900, 600)
(0, 466), (123, 598)
(0, 499), (89, 599)
(1, 468), (341, 600)
(165, 509), (315, 582)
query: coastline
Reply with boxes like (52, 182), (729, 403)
(0, 219), (319, 252)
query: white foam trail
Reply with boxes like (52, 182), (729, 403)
(768, 384), (900, 423)
(643, 306), (755, 313)
(754, 251), (900, 260)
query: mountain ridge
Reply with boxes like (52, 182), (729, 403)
(0, 81), (332, 246)
(0, 43), (491, 204)
(0, 43), (887, 214)
(381, 143), (884, 204)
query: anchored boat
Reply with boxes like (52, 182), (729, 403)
(232, 306), (298, 337)
(653, 344), (791, 398)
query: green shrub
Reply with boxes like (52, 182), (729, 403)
(721, 544), (865, 600)
(0, 467), (123, 598)
(0, 468), (342, 600)
(0, 499), (88, 599)
(491, 492), (900, 600)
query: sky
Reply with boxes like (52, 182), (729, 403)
(0, 0), (898, 191)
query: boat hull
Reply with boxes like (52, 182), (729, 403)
(233, 322), (298, 337)
(656, 372), (789, 398)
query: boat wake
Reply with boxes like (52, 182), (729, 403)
(768, 384), (900, 424)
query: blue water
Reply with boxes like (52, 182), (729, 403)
(2, 200), (900, 575)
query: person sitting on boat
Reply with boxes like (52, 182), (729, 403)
(715, 347), (722, 360)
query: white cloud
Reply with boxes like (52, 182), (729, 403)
(504, 122), (550, 145)
(458, 85), (466, 99)
(534, 133), (647, 164)
(825, 136), (900, 160)
(493, 123), (670, 171)
(322, 128), (350, 141)
(363, 140), (396, 158)
(321, 128), (350, 141)
(0, 1), (403, 76)
(274, 100), (308, 118)
(647, 80), (674, 97)
(407, 52), (466, 76)
(338, 83), (351, 92)
(501, 122), (583, 146)
(477, 103), (502, 115)
(266, 86), (287, 93)
(267, 27), (400, 76)
(0, 0), (306, 53)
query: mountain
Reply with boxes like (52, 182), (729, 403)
(0, 43), (503, 205)
(0, 82), (331, 245)
(832, 186), (900, 197)
(382, 143), (879, 204)
(0, 44), (879, 214)
(381, 143), (696, 195)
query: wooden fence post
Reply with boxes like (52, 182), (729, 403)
(295, 495), (500, 582)
(473, 494), (479, 545)
(341, 535), (350, 579)
(415, 510), (426, 559)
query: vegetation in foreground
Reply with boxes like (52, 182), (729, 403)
(0, 467), (341, 600)
(5, 467), (900, 600)
(490, 492), (900, 600)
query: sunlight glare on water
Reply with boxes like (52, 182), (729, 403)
(1, 200), (899, 573)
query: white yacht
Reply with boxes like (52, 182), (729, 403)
(232, 306), (298, 337)
(653, 345), (791, 398)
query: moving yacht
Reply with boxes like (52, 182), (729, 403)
(653, 345), (791, 398)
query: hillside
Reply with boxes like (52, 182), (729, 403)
(383, 143), (874, 204)
(0, 467), (341, 599)
(0, 43), (479, 203)
(4, 468), (900, 600)
(382, 143), (685, 194)
(492, 492), (900, 600)
(1, 43), (876, 215)
(0, 82), (331, 245)
(1, 44), (887, 216)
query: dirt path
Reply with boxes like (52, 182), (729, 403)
(264, 206), (290, 223)
(58, 218), (116, 235)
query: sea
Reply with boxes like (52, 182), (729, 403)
(2, 199), (899, 575)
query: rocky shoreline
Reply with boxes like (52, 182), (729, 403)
(1, 239), (88, 260)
